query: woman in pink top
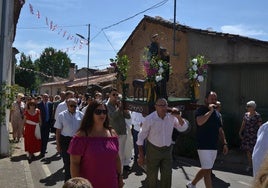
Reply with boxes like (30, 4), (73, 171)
(68, 100), (124, 188)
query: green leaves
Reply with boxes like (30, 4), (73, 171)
(110, 54), (130, 81)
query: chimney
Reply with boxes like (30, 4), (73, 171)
(69, 63), (75, 81)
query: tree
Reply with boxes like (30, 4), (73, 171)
(35, 47), (71, 79)
(15, 53), (36, 93)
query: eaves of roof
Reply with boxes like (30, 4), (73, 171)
(67, 73), (116, 87)
(119, 15), (268, 54)
(41, 73), (117, 88)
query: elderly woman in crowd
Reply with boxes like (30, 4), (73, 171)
(239, 100), (262, 172)
(10, 93), (26, 143)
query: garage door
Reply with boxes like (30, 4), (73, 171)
(210, 63), (268, 146)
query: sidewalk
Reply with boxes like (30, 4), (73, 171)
(0, 136), (251, 188)
(0, 138), (33, 188)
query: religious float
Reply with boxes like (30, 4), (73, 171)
(110, 35), (209, 116)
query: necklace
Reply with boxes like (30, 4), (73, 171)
(28, 109), (36, 116)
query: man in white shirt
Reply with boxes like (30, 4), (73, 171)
(131, 111), (145, 162)
(137, 98), (189, 188)
(54, 90), (75, 120)
(54, 98), (84, 182)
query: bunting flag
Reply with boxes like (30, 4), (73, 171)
(36, 10), (40, 19)
(29, 4), (34, 14)
(45, 17), (49, 26)
(52, 24), (57, 31)
(57, 28), (62, 35)
(22, 0), (88, 58)
(16, 66), (52, 78)
(50, 21), (53, 30)
(63, 31), (67, 38)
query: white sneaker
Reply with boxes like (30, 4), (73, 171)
(186, 182), (196, 188)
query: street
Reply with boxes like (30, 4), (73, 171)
(19, 134), (253, 188)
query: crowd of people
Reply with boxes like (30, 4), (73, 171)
(9, 88), (268, 188)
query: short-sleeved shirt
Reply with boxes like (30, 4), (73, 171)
(195, 106), (222, 150)
(68, 136), (119, 188)
(54, 110), (84, 137)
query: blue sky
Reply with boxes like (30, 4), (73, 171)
(14, 0), (268, 69)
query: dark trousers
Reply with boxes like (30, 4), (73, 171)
(131, 128), (139, 161)
(60, 135), (72, 182)
(146, 141), (172, 188)
(131, 127), (146, 161)
(41, 122), (50, 154)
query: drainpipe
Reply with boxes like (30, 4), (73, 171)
(0, 0), (7, 152)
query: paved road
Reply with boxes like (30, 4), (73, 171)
(124, 158), (253, 188)
(19, 134), (254, 188)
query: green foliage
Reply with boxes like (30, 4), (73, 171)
(110, 54), (130, 81)
(35, 47), (71, 79)
(15, 53), (36, 92)
(0, 83), (20, 124)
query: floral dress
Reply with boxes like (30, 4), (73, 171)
(241, 112), (262, 153)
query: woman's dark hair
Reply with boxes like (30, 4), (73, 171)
(27, 99), (37, 109)
(79, 100), (110, 136)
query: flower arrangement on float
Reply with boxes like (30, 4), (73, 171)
(143, 47), (170, 83)
(188, 55), (210, 99)
(188, 55), (209, 85)
(142, 47), (171, 101)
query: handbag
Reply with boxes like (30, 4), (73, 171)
(35, 123), (41, 139)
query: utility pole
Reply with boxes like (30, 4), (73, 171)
(76, 24), (90, 87)
(173, 0), (177, 55)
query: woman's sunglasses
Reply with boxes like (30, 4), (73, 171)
(94, 109), (107, 115)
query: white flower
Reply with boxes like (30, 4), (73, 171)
(158, 67), (164, 74)
(192, 64), (198, 71)
(193, 73), (198, 79)
(158, 61), (163, 67)
(192, 58), (198, 64)
(197, 75), (204, 82)
(155, 75), (163, 82)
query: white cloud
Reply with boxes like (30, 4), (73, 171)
(221, 24), (266, 37)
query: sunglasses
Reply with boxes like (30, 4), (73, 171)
(94, 109), (107, 115)
(69, 104), (77, 108)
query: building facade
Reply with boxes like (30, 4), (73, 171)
(119, 15), (268, 146)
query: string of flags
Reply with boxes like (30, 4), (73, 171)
(17, 0), (87, 59)
(16, 65), (52, 78)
